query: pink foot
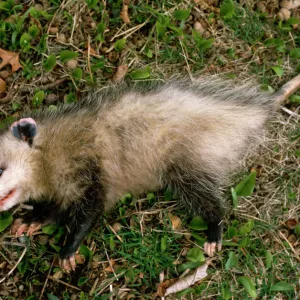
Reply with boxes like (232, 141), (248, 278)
(204, 242), (222, 257)
(27, 222), (42, 236)
(11, 218), (42, 237)
(59, 255), (76, 272)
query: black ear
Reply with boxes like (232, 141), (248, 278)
(11, 118), (37, 146)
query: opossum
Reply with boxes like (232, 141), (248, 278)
(0, 75), (299, 271)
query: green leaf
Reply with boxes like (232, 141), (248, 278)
(109, 236), (115, 250)
(221, 287), (232, 300)
(0, 212), (13, 232)
(156, 21), (166, 40)
(227, 226), (237, 238)
(47, 294), (60, 300)
(286, 17), (300, 26)
(43, 54), (57, 72)
(238, 276), (257, 298)
(144, 48), (153, 58)
(265, 250), (273, 269)
(28, 25), (40, 38)
(79, 244), (93, 261)
(176, 287), (194, 297)
(161, 235), (168, 251)
(86, 0), (98, 9)
(290, 48), (300, 59)
(0, 116), (15, 130)
(197, 38), (214, 52)
(191, 232), (206, 245)
(147, 192), (155, 202)
(173, 9), (190, 21)
(32, 90), (45, 107)
(71, 68), (83, 80)
(119, 207), (126, 217)
(78, 277), (88, 287)
(187, 248), (205, 263)
(178, 261), (203, 273)
(289, 95), (300, 103)
(231, 187), (238, 208)
(188, 216), (208, 231)
(164, 187), (173, 201)
(17, 262), (28, 275)
(235, 171), (256, 197)
(130, 69), (150, 80)
(269, 281), (294, 292)
(225, 251), (238, 270)
(20, 33), (32, 51)
(220, 0), (235, 20)
(42, 224), (58, 235)
(97, 22), (105, 34)
(294, 224), (300, 235)
(59, 50), (78, 63)
(238, 220), (254, 235)
(271, 66), (283, 77)
(91, 61), (105, 72)
(114, 38), (126, 52)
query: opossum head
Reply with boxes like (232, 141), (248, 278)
(0, 118), (39, 211)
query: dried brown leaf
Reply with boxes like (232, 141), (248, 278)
(121, 2), (131, 24)
(157, 278), (178, 297)
(112, 65), (128, 83)
(165, 264), (208, 296)
(286, 218), (298, 230)
(0, 48), (22, 73)
(0, 78), (6, 93)
(104, 259), (116, 272)
(75, 253), (85, 265)
(169, 213), (182, 230)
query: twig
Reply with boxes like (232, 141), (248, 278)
(48, 275), (81, 291)
(279, 231), (300, 261)
(274, 74), (300, 106)
(108, 224), (124, 243)
(39, 258), (55, 300)
(103, 242), (117, 279)
(87, 36), (93, 85)
(0, 246), (27, 284)
(89, 277), (99, 296)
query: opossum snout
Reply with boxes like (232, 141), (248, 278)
(0, 188), (16, 209)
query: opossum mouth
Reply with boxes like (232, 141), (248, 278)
(0, 189), (16, 206)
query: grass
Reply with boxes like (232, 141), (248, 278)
(0, 0), (299, 299)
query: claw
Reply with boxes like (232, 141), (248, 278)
(204, 241), (222, 257)
(11, 218), (42, 237)
(27, 223), (42, 236)
(59, 255), (76, 272)
(16, 224), (29, 237)
(11, 218), (24, 234)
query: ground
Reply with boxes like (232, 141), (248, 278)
(0, 0), (299, 299)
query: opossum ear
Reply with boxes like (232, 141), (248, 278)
(11, 118), (37, 145)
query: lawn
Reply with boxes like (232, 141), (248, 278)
(0, 0), (299, 299)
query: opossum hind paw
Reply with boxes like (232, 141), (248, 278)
(204, 241), (222, 257)
(59, 255), (76, 272)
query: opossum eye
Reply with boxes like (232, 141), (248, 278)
(0, 169), (3, 176)
(11, 118), (37, 146)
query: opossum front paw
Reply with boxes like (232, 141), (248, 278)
(11, 218), (42, 237)
(59, 255), (76, 272)
(204, 221), (223, 257)
(11, 218), (29, 236)
(26, 222), (42, 236)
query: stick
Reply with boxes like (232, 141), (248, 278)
(273, 74), (300, 106)
(0, 246), (27, 284)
